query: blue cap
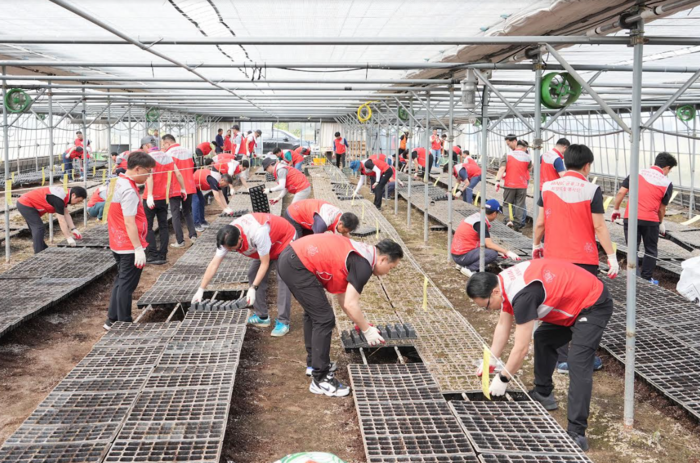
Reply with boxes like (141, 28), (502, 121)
(485, 199), (502, 213)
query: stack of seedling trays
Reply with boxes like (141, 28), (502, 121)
(340, 323), (417, 350)
(249, 185), (270, 213)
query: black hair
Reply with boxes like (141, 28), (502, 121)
(218, 128), (223, 133)
(110, 151), (119, 157)
(339, 212), (359, 232)
(654, 152), (677, 169)
(504, 134), (517, 142)
(466, 272), (499, 299)
(240, 159), (250, 169)
(221, 174), (233, 185)
(75, 147), (83, 153)
(564, 144), (594, 170)
(161, 134), (176, 143)
(272, 147), (282, 155)
(556, 138), (570, 147)
(516, 139), (529, 148)
(232, 124), (240, 131)
(70, 186), (88, 199)
(411, 150), (418, 160)
(441, 133), (447, 138)
(363, 159), (375, 171)
(255, 130), (262, 135)
(463, 149), (470, 156)
(76, 131), (82, 135)
(376, 239), (403, 262)
(216, 224), (240, 249)
(127, 150), (156, 170)
(247, 130), (252, 135)
(335, 132), (341, 137)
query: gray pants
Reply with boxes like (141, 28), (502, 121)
(502, 187), (528, 228)
(292, 186), (312, 203)
(169, 195), (197, 244)
(17, 202), (48, 254)
(247, 258), (292, 324)
(452, 248), (498, 271)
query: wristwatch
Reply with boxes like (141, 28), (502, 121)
(499, 374), (510, 383)
(252, 285), (259, 291)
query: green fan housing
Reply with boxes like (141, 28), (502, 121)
(541, 73), (582, 109)
(676, 105), (695, 122)
(146, 108), (160, 122)
(4, 88), (31, 114)
(398, 107), (411, 122)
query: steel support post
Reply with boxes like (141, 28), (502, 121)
(128, 103), (132, 149)
(479, 87), (490, 271)
(624, 19), (645, 429)
(82, 87), (88, 226)
(532, 61), (543, 240)
(395, 117), (400, 216)
(408, 98), (413, 228)
(48, 81), (55, 241)
(690, 116), (696, 218)
(447, 85), (455, 261)
(2, 66), (10, 262)
(107, 91), (112, 173)
(423, 92), (430, 243)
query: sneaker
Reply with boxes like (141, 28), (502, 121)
(189, 236), (197, 244)
(528, 389), (559, 411)
(567, 431), (589, 451)
(556, 362), (569, 374)
(459, 267), (474, 278)
(201, 222), (210, 229)
(247, 314), (271, 327)
(593, 356), (603, 371)
(271, 319), (290, 337)
(103, 319), (114, 331)
(309, 372), (351, 397)
(506, 221), (514, 228)
(648, 278), (659, 285)
(195, 225), (205, 232)
(306, 362), (338, 377)
(170, 241), (186, 248)
(147, 258), (166, 265)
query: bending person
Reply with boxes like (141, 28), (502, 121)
(262, 157), (311, 204)
(284, 199), (359, 238)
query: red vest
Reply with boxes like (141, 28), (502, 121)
(362, 156), (389, 176)
(503, 149), (531, 189)
(273, 164), (310, 194)
(194, 169), (221, 192)
(499, 260), (603, 327)
(87, 186), (107, 208)
(540, 172), (599, 265)
(142, 151), (177, 200)
(196, 142), (213, 156)
(287, 199), (342, 233)
(291, 148), (305, 165)
(18, 186), (69, 216)
(108, 175), (149, 252)
(223, 135), (232, 153)
(235, 133), (247, 155)
(430, 135), (442, 151)
(414, 147), (426, 168)
(334, 138), (346, 154)
(213, 160), (241, 177)
(451, 212), (489, 255)
(116, 151), (130, 170)
(453, 160), (481, 180)
(247, 136), (257, 155)
(233, 213), (295, 260)
(540, 148), (564, 190)
(624, 166), (672, 223)
(167, 144), (196, 195)
(291, 234), (376, 294)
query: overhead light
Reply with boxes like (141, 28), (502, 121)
(461, 70), (478, 110)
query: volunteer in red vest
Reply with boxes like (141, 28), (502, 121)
(233, 125), (247, 157)
(192, 168), (233, 232)
(533, 144), (618, 374)
(333, 132), (348, 168)
(223, 129), (232, 154)
(263, 157), (311, 204)
(352, 157), (393, 209)
(384, 165), (405, 199)
(612, 151), (677, 284)
(495, 139), (531, 230)
(87, 184), (108, 220)
(451, 199), (520, 278)
(114, 150), (130, 175)
(429, 129), (442, 160)
(284, 199), (359, 238)
(247, 129), (261, 158)
(195, 141), (215, 166)
(213, 158), (251, 192)
(411, 147), (433, 180)
(162, 134), (198, 248)
(452, 155), (482, 204)
(278, 235), (404, 396)
(105, 151), (156, 329)
(141, 137), (186, 265)
(17, 185), (87, 254)
(539, 138), (569, 190)
(466, 261), (614, 452)
(272, 147), (292, 164)
(192, 213), (295, 337)
(291, 146), (309, 171)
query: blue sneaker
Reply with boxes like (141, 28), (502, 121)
(271, 319), (290, 337)
(593, 356), (603, 371)
(649, 278), (659, 285)
(557, 362), (569, 374)
(247, 314), (271, 327)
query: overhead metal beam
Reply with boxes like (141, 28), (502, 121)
(643, 69), (700, 129)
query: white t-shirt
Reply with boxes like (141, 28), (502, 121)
(215, 222), (271, 258)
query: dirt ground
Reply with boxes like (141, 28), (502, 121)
(379, 196), (700, 463)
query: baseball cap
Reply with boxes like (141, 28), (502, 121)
(140, 135), (156, 147)
(485, 199), (502, 213)
(262, 157), (276, 170)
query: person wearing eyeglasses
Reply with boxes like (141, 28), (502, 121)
(465, 260), (613, 452)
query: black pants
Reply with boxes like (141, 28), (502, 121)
(557, 264), (600, 363)
(107, 252), (144, 323)
(144, 199), (169, 260)
(195, 148), (204, 168)
(277, 247), (335, 381)
(534, 287), (613, 435)
(419, 154), (434, 178)
(169, 195), (197, 244)
(17, 202), (48, 254)
(373, 169), (393, 209)
(623, 220), (659, 280)
(335, 153), (345, 168)
(283, 210), (311, 239)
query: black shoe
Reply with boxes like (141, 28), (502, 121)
(103, 319), (114, 331)
(567, 431), (589, 451)
(528, 389), (559, 411)
(147, 258), (167, 265)
(309, 372), (351, 397)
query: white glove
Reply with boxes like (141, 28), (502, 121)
(659, 222), (666, 236)
(506, 251), (521, 261)
(607, 254), (619, 279)
(372, 182), (379, 189)
(476, 358), (504, 377)
(263, 188), (271, 195)
(134, 246), (146, 269)
(495, 180), (501, 192)
(71, 228), (82, 239)
(66, 236), (76, 247)
(223, 207), (233, 215)
(362, 325), (386, 347)
(489, 374), (509, 397)
(611, 209), (621, 221)
(246, 286), (257, 306)
(191, 287), (205, 304)
(532, 243), (544, 259)
(146, 195), (155, 209)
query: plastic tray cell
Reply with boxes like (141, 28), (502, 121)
(125, 387), (232, 422)
(116, 420), (226, 442)
(104, 439), (221, 463)
(356, 401), (455, 420)
(361, 416), (466, 438)
(23, 406), (131, 426)
(5, 422), (120, 445)
(368, 455), (479, 463)
(354, 387), (445, 403)
(478, 455), (591, 463)
(52, 377), (148, 394)
(364, 433), (474, 458)
(37, 391), (139, 410)
(144, 370), (237, 390)
(248, 185), (270, 213)
(0, 442), (109, 463)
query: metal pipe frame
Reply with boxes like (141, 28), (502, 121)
(479, 87), (489, 272)
(2, 66), (10, 262)
(475, 70), (534, 132)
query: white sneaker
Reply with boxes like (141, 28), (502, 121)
(170, 241), (186, 248)
(309, 373), (351, 397)
(459, 267), (473, 278)
(506, 221), (514, 228)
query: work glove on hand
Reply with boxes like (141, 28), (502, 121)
(146, 195), (155, 209)
(476, 358), (504, 377)
(246, 286), (257, 306)
(222, 207), (233, 215)
(611, 209), (621, 221)
(181, 192), (187, 201)
(607, 254), (619, 279)
(372, 182), (379, 189)
(134, 247), (146, 269)
(71, 228), (82, 240)
(269, 198), (279, 205)
(362, 325), (386, 347)
(505, 251), (521, 261)
(495, 180), (501, 193)
(659, 222), (666, 236)
(532, 243), (544, 259)
(489, 374), (509, 397)
(263, 188), (271, 195)
(191, 287), (205, 304)
(66, 236), (76, 247)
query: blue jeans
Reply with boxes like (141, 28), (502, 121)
(63, 156), (75, 176)
(452, 249), (498, 271)
(462, 175), (481, 204)
(192, 190), (205, 226)
(294, 162), (303, 172)
(88, 202), (105, 220)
